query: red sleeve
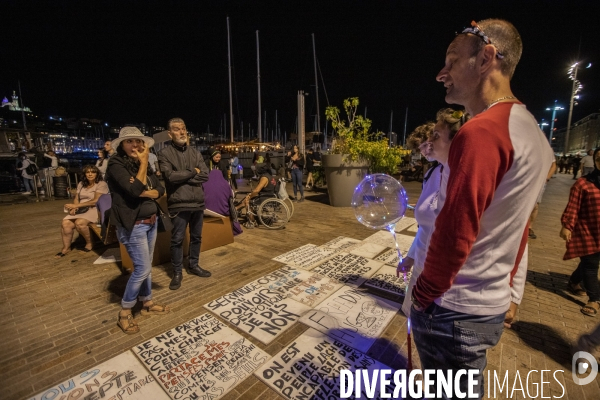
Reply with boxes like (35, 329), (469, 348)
(412, 119), (513, 308)
(561, 181), (583, 231)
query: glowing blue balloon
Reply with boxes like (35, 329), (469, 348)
(352, 173), (408, 230)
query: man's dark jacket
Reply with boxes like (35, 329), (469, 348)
(158, 143), (209, 212)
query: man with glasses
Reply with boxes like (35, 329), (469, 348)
(408, 19), (553, 397)
(158, 118), (211, 290)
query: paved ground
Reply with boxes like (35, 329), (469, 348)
(0, 172), (599, 400)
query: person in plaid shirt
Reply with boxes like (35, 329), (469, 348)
(561, 147), (600, 316)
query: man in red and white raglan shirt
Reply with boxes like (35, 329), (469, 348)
(408, 19), (553, 398)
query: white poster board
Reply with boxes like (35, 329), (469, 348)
(349, 242), (388, 259)
(133, 313), (269, 400)
(393, 217), (417, 232)
(363, 230), (414, 251)
(204, 282), (311, 344)
(299, 286), (401, 353)
(311, 252), (383, 287)
(29, 351), (169, 400)
(272, 244), (335, 269)
(364, 265), (412, 295)
(254, 266), (344, 308)
(319, 236), (362, 253)
(254, 328), (398, 399)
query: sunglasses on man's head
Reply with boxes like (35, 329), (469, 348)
(457, 20), (504, 59)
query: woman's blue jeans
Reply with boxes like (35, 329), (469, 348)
(117, 221), (157, 308)
(22, 177), (33, 192)
(291, 168), (304, 197)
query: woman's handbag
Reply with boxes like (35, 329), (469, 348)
(153, 200), (174, 232)
(74, 206), (90, 214)
(25, 162), (38, 175)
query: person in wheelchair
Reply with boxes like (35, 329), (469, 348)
(236, 162), (277, 228)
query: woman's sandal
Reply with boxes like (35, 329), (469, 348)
(568, 281), (587, 297)
(117, 313), (140, 334)
(581, 302), (600, 317)
(141, 302), (171, 315)
(54, 251), (70, 258)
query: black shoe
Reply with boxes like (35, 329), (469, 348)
(528, 229), (537, 239)
(169, 273), (183, 290)
(188, 267), (212, 278)
(298, 197), (305, 202)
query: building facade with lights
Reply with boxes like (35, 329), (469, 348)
(552, 112), (600, 154)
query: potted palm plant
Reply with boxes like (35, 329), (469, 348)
(323, 97), (408, 207)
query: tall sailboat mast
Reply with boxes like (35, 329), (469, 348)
(256, 30), (262, 142)
(227, 17), (234, 142)
(312, 34), (320, 134)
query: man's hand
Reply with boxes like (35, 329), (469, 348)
(504, 302), (518, 328)
(396, 256), (414, 277)
(560, 227), (572, 242)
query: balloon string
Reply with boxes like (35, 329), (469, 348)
(387, 225), (406, 281)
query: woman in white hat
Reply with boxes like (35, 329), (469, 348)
(106, 127), (170, 334)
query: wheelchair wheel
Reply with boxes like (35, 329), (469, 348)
(282, 197), (294, 220)
(257, 198), (289, 229)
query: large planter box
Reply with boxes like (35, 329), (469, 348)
(322, 153), (369, 207)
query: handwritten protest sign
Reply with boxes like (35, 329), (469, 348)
(204, 282), (311, 344)
(254, 266), (343, 308)
(364, 265), (412, 295)
(272, 244), (335, 269)
(319, 236), (362, 253)
(255, 328), (398, 399)
(299, 286), (401, 353)
(349, 242), (388, 259)
(311, 252), (383, 287)
(363, 230), (414, 251)
(29, 351), (169, 400)
(393, 217), (417, 232)
(133, 313), (269, 400)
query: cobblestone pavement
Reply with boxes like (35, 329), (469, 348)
(0, 173), (599, 399)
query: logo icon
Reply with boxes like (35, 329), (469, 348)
(572, 351), (598, 385)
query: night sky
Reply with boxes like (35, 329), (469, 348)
(3, 0), (599, 139)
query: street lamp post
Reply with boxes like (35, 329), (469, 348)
(564, 62), (582, 155)
(563, 62), (591, 154)
(546, 100), (564, 145)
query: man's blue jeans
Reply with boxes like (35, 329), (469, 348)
(411, 302), (505, 399)
(117, 221), (157, 308)
(171, 210), (204, 274)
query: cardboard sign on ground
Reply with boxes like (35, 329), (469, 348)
(133, 313), (269, 400)
(299, 286), (401, 353)
(254, 266), (344, 308)
(272, 244), (335, 269)
(364, 264), (412, 295)
(363, 230), (414, 252)
(349, 242), (388, 259)
(393, 217), (417, 232)
(319, 236), (362, 253)
(29, 351), (169, 400)
(254, 328), (398, 399)
(311, 252), (383, 287)
(204, 281), (312, 344)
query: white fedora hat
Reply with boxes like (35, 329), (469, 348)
(111, 127), (155, 151)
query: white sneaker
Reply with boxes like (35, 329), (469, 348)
(21, 191), (32, 195)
